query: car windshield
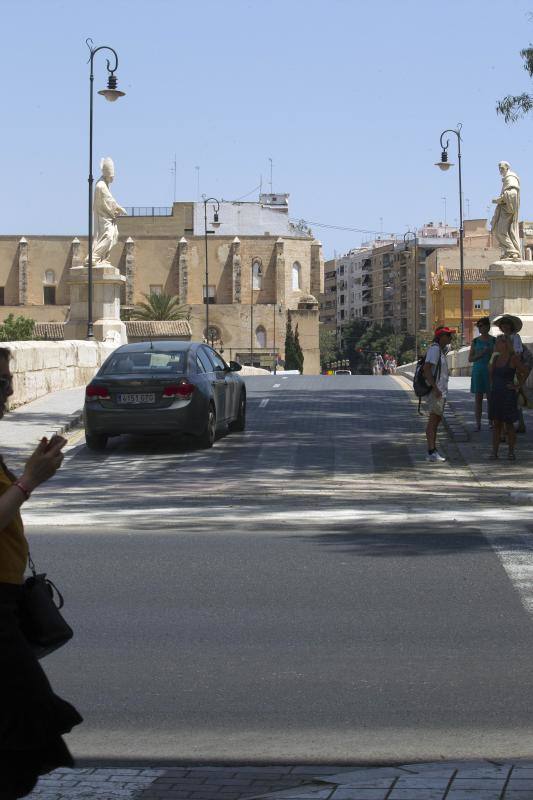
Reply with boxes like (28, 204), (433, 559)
(102, 350), (187, 375)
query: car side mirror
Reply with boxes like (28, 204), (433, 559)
(229, 360), (242, 372)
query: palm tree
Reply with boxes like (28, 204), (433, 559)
(131, 293), (190, 321)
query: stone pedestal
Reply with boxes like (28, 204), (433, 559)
(487, 260), (533, 337)
(64, 263), (127, 343)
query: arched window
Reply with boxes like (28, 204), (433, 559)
(292, 262), (301, 290)
(252, 260), (263, 290)
(44, 270), (56, 285)
(255, 326), (267, 349)
(527, 247), (533, 261)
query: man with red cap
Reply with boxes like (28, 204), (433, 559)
(423, 326), (455, 462)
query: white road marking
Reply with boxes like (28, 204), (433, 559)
(282, 376), (288, 380)
(273, 383), (281, 388)
(259, 399), (269, 408)
(489, 533), (533, 614)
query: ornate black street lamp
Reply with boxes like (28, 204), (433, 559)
(202, 196), (220, 337)
(403, 230), (418, 359)
(250, 261), (263, 366)
(436, 124), (464, 345)
(86, 38), (125, 339)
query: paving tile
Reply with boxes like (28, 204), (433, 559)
(451, 778), (507, 790)
(388, 791), (447, 800)
(330, 788), (390, 800)
(394, 778), (450, 789)
(325, 779), (394, 790)
(446, 791), (503, 800)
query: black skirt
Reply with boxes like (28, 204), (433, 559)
(0, 583), (82, 799)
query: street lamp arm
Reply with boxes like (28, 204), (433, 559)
(202, 196), (221, 212)
(439, 124), (462, 155)
(86, 39), (120, 76)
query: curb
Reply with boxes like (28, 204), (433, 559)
(49, 408), (83, 438)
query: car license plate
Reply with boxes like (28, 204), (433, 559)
(117, 393), (156, 405)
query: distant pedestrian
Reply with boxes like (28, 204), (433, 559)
(469, 317), (495, 430)
(0, 347), (82, 798)
(488, 334), (528, 460)
(494, 314), (526, 432)
(423, 326), (455, 463)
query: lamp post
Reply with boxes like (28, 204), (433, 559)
(86, 38), (125, 340)
(250, 261), (263, 366)
(202, 196), (221, 338)
(273, 304), (282, 374)
(435, 124), (464, 346)
(403, 230), (418, 359)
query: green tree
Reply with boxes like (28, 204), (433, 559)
(0, 314), (36, 341)
(131, 293), (190, 321)
(284, 314), (300, 371)
(319, 327), (336, 368)
(497, 46), (533, 122)
(294, 323), (304, 373)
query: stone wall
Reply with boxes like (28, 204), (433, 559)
(3, 340), (118, 409)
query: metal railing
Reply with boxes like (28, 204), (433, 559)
(123, 207), (173, 217)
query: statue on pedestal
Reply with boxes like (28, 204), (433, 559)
(87, 157), (127, 266)
(491, 161), (521, 261)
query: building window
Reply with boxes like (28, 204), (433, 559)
(0, 288), (4, 306)
(203, 285), (216, 304)
(44, 286), (56, 305)
(252, 260), (263, 290)
(292, 262), (301, 291)
(483, 299), (490, 310)
(474, 299), (482, 310)
(149, 284), (163, 296)
(44, 270), (56, 285)
(255, 326), (267, 348)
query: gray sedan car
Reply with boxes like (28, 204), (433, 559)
(83, 341), (246, 450)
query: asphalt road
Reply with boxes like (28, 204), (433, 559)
(23, 375), (533, 763)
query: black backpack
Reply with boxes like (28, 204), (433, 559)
(413, 351), (442, 412)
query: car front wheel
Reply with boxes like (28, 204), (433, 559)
(85, 432), (108, 451)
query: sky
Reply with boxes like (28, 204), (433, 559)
(2, 0), (533, 258)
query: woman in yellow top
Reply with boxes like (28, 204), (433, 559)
(0, 348), (82, 798)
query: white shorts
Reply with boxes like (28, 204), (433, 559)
(424, 391), (446, 418)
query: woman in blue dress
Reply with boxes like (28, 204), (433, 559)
(468, 317), (495, 430)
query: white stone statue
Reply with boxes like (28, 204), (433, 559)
(88, 157), (127, 266)
(491, 161), (521, 261)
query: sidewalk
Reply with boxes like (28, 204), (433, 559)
(27, 760), (533, 799)
(0, 386), (85, 470)
(445, 377), (533, 500)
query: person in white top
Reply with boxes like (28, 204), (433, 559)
(423, 326), (455, 463)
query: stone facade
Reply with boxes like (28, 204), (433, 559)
(0, 201), (323, 374)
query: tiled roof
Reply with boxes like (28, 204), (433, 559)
(35, 322), (65, 340)
(126, 320), (192, 338)
(34, 320), (193, 340)
(442, 267), (489, 284)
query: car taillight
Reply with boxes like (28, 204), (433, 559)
(86, 384), (111, 401)
(163, 380), (195, 398)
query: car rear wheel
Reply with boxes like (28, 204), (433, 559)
(198, 404), (216, 448)
(229, 392), (246, 432)
(85, 432), (108, 451)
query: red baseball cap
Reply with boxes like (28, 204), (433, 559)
(434, 326), (456, 337)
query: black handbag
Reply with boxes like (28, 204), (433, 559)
(20, 555), (73, 659)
